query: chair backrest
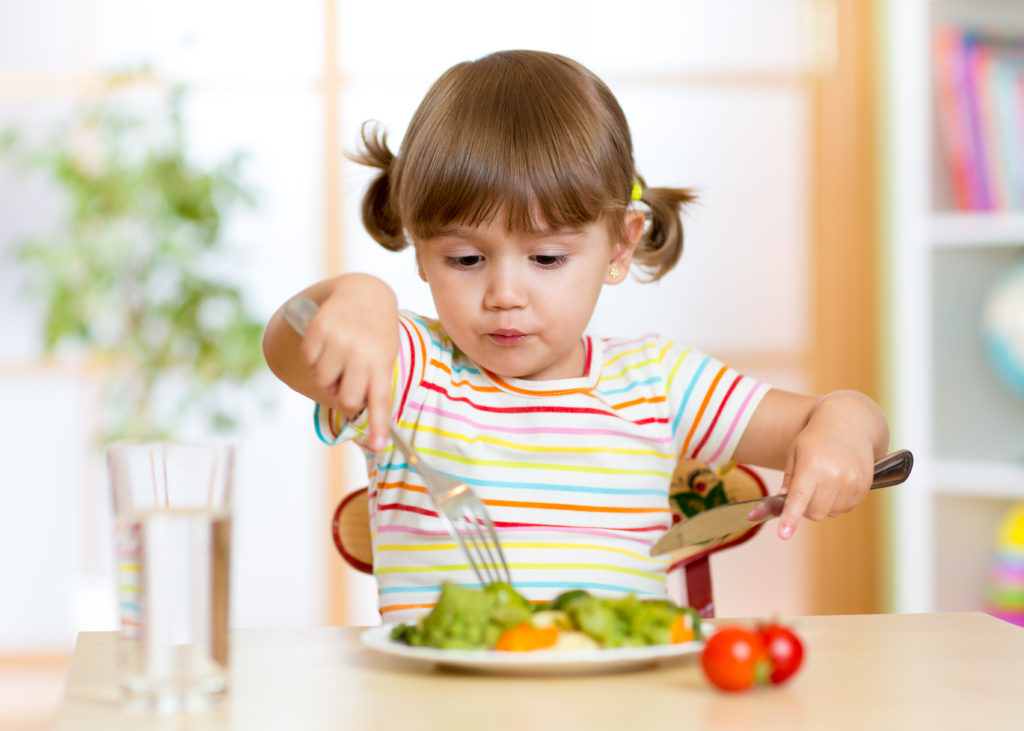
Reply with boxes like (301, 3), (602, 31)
(331, 459), (767, 618)
(332, 489), (372, 574)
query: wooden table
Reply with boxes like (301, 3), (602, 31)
(54, 612), (1024, 730)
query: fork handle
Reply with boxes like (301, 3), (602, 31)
(387, 424), (449, 494)
(282, 295), (317, 337)
(387, 424), (421, 468)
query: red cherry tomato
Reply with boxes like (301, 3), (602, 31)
(700, 627), (768, 691)
(757, 623), (804, 684)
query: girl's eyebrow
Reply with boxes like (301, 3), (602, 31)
(430, 227), (473, 240)
(430, 226), (586, 240)
(530, 227), (586, 238)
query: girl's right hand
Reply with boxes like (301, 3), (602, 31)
(264, 274), (399, 452)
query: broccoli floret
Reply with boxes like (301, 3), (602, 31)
(390, 622), (416, 644)
(547, 589), (590, 612)
(622, 597), (679, 646)
(565, 594), (694, 648)
(485, 581), (533, 612)
(567, 596), (629, 647)
(394, 582), (531, 649)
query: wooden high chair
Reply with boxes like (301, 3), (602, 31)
(331, 459), (767, 618)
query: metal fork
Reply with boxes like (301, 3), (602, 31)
(385, 423), (512, 586)
(281, 295), (512, 586)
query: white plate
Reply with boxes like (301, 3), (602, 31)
(361, 623), (706, 675)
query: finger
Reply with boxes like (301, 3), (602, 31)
(778, 484), (812, 540)
(775, 449), (801, 539)
(296, 310), (332, 365)
(298, 328), (325, 369)
(747, 502), (770, 522)
(748, 495), (785, 522)
(778, 451), (819, 540)
(308, 339), (344, 392)
(365, 377), (391, 453)
(804, 488), (838, 523)
(335, 363), (370, 419)
(834, 488), (867, 516)
(833, 464), (872, 515)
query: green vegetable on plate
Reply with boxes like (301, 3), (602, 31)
(391, 582), (703, 651)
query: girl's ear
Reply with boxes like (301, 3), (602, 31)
(606, 210), (644, 285)
(415, 251), (428, 282)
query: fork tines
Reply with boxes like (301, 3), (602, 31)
(461, 508), (511, 586)
(437, 502), (511, 586)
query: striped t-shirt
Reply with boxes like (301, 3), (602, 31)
(315, 312), (769, 622)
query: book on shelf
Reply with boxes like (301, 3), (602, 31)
(933, 25), (1024, 212)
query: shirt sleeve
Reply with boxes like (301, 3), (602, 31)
(663, 342), (770, 467)
(313, 311), (432, 448)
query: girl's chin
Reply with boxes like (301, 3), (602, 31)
(484, 361), (578, 382)
(476, 358), (545, 380)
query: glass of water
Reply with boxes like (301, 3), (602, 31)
(106, 441), (234, 713)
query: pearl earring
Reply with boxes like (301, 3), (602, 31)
(608, 265), (620, 280)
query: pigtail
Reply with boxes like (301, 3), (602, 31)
(631, 181), (699, 282)
(348, 121), (408, 252)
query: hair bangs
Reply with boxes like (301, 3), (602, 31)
(396, 51), (632, 240)
(401, 148), (619, 239)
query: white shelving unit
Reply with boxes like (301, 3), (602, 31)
(884, 0), (1024, 615)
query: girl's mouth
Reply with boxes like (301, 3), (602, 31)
(488, 330), (526, 345)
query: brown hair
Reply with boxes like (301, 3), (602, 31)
(350, 50), (697, 281)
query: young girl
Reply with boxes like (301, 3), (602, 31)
(263, 50), (889, 622)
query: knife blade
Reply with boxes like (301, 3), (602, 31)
(649, 449), (913, 556)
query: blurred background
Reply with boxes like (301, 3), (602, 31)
(2, 0), (1024, 727)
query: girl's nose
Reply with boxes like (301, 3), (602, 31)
(483, 264), (527, 310)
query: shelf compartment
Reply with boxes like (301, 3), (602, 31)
(931, 212), (1024, 247)
(933, 491), (1019, 614)
(931, 247), (1024, 463)
(933, 459), (1024, 500)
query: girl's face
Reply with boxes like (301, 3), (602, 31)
(416, 211), (642, 381)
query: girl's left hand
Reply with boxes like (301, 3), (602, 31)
(736, 388), (890, 540)
(773, 391), (888, 539)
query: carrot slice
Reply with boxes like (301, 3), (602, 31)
(495, 622), (559, 651)
(670, 614), (695, 644)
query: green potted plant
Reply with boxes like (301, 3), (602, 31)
(2, 79), (266, 441)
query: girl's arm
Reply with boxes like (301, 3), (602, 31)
(262, 273), (399, 451)
(732, 389), (890, 540)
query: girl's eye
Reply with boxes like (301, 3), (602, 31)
(532, 254), (569, 268)
(447, 255), (483, 268)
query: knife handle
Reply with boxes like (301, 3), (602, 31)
(870, 449), (913, 489)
